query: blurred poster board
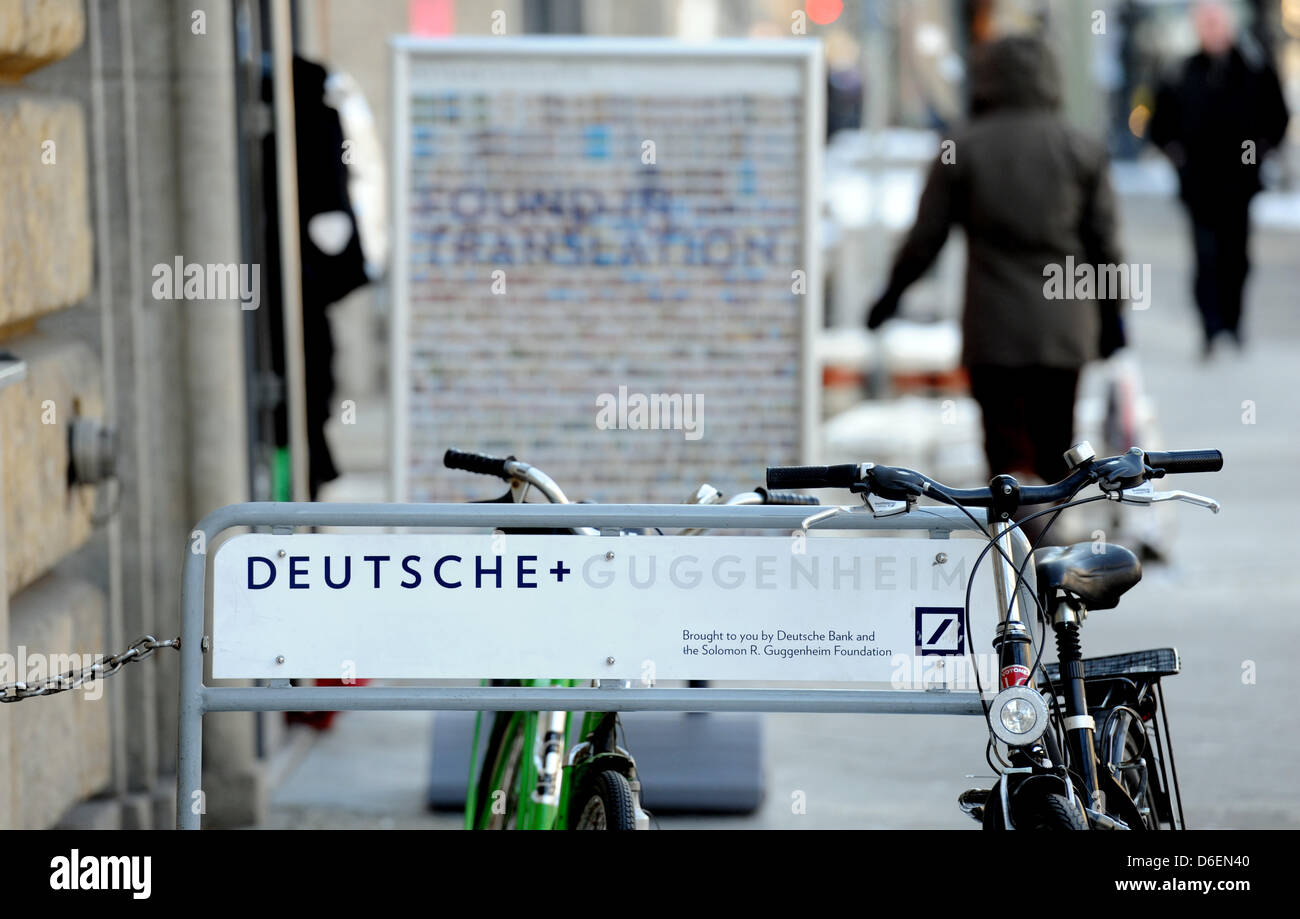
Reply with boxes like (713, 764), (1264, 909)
(390, 37), (823, 503)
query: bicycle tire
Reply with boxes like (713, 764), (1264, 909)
(571, 769), (638, 830)
(1019, 792), (1089, 830)
(983, 782), (1088, 830)
(1105, 712), (1161, 830)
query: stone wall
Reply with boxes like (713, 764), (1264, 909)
(0, 0), (262, 829)
(0, 0), (84, 77)
(0, 336), (99, 594)
(0, 0), (108, 831)
(0, 93), (92, 324)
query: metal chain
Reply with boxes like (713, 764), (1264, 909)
(0, 635), (180, 703)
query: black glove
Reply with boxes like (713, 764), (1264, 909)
(865, 293), (899, 330)
(1099, 299), (1126, 358)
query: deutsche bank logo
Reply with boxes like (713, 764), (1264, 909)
(915, 607), (964, 656)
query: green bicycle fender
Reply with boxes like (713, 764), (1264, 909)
(553, 713), (586, 830)
(473, 710), (523, 830)
(554, 710), (619, 830)
(470, 680), (602, 830)
(513, 709), (552, 829)
(464, 706), (487, 831)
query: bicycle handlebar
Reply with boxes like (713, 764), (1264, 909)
(766, 447), (1223, 510)
(1143, 449), (1224, 475)
(765, 464), (861, 491)
(446, 449), (826, 509)
(444, 448), (514, 480)
(756, 488), (820, 506)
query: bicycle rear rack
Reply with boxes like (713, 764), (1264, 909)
(1040, 647), (1180, 683)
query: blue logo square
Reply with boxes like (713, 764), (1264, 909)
(915, 606), (965, 656)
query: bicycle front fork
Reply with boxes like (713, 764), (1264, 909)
(1049, 603), (1103, 812)
(989, 596), (1102, 820)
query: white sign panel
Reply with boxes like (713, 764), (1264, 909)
(213, 534), (998, 688)
(390, 38), (823, 505)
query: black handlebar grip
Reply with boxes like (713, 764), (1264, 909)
(1143, 449), (1223, 474)
(443, 448), (513, 479)
(757, 488), (821, 506)
(765, 464), (860, 490)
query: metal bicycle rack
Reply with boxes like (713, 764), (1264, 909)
(177, 501), (1036, 829)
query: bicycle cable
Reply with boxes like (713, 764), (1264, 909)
(928, 494), (1036, 736)
(987, 737), (1012, 773)
(931, 493), (1047, 758)
(989, 497), (1108, 777)
(1011, 501), (1077, 774)
(933, 492), (1106, 774)
(999, 495), (1111, 787)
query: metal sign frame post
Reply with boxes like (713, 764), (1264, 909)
(177, 502), (1035, 829)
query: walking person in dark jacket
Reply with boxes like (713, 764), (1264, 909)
(1147, 1), (1289, 356)
(866, 34), (1125, 488)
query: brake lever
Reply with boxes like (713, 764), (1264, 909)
(685, 483), (723, 505)
(678, 484), (724, 536)
(1108, 480), (1220, 513)
(799, 503), (879, 530)
(1153, 490), (1221, 513)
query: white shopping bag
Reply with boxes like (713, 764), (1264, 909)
(1076, 350), (1177, 561)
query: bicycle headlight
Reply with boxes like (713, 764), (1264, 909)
(1000, 698), (1036, 733)
(990, 686), (1049, 746)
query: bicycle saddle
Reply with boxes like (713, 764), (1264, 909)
(1032, 542), (1141, 611)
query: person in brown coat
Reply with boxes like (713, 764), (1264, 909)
(867, 34), (1125, 485)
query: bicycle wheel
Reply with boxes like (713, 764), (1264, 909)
(474, 713), (526, 830)
(1102, 710), (1161, 829)
(983, 781), (1088, 830)
(1014, 792), (1088, 830)
(570, 768), (637, 830)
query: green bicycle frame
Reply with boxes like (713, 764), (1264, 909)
(465, 679), (616, 830)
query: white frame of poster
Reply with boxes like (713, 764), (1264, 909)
(388, 36), (824, 501)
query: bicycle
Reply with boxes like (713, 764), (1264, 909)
(444, 448), (817, 829)
(765, 441), (1221, 830)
